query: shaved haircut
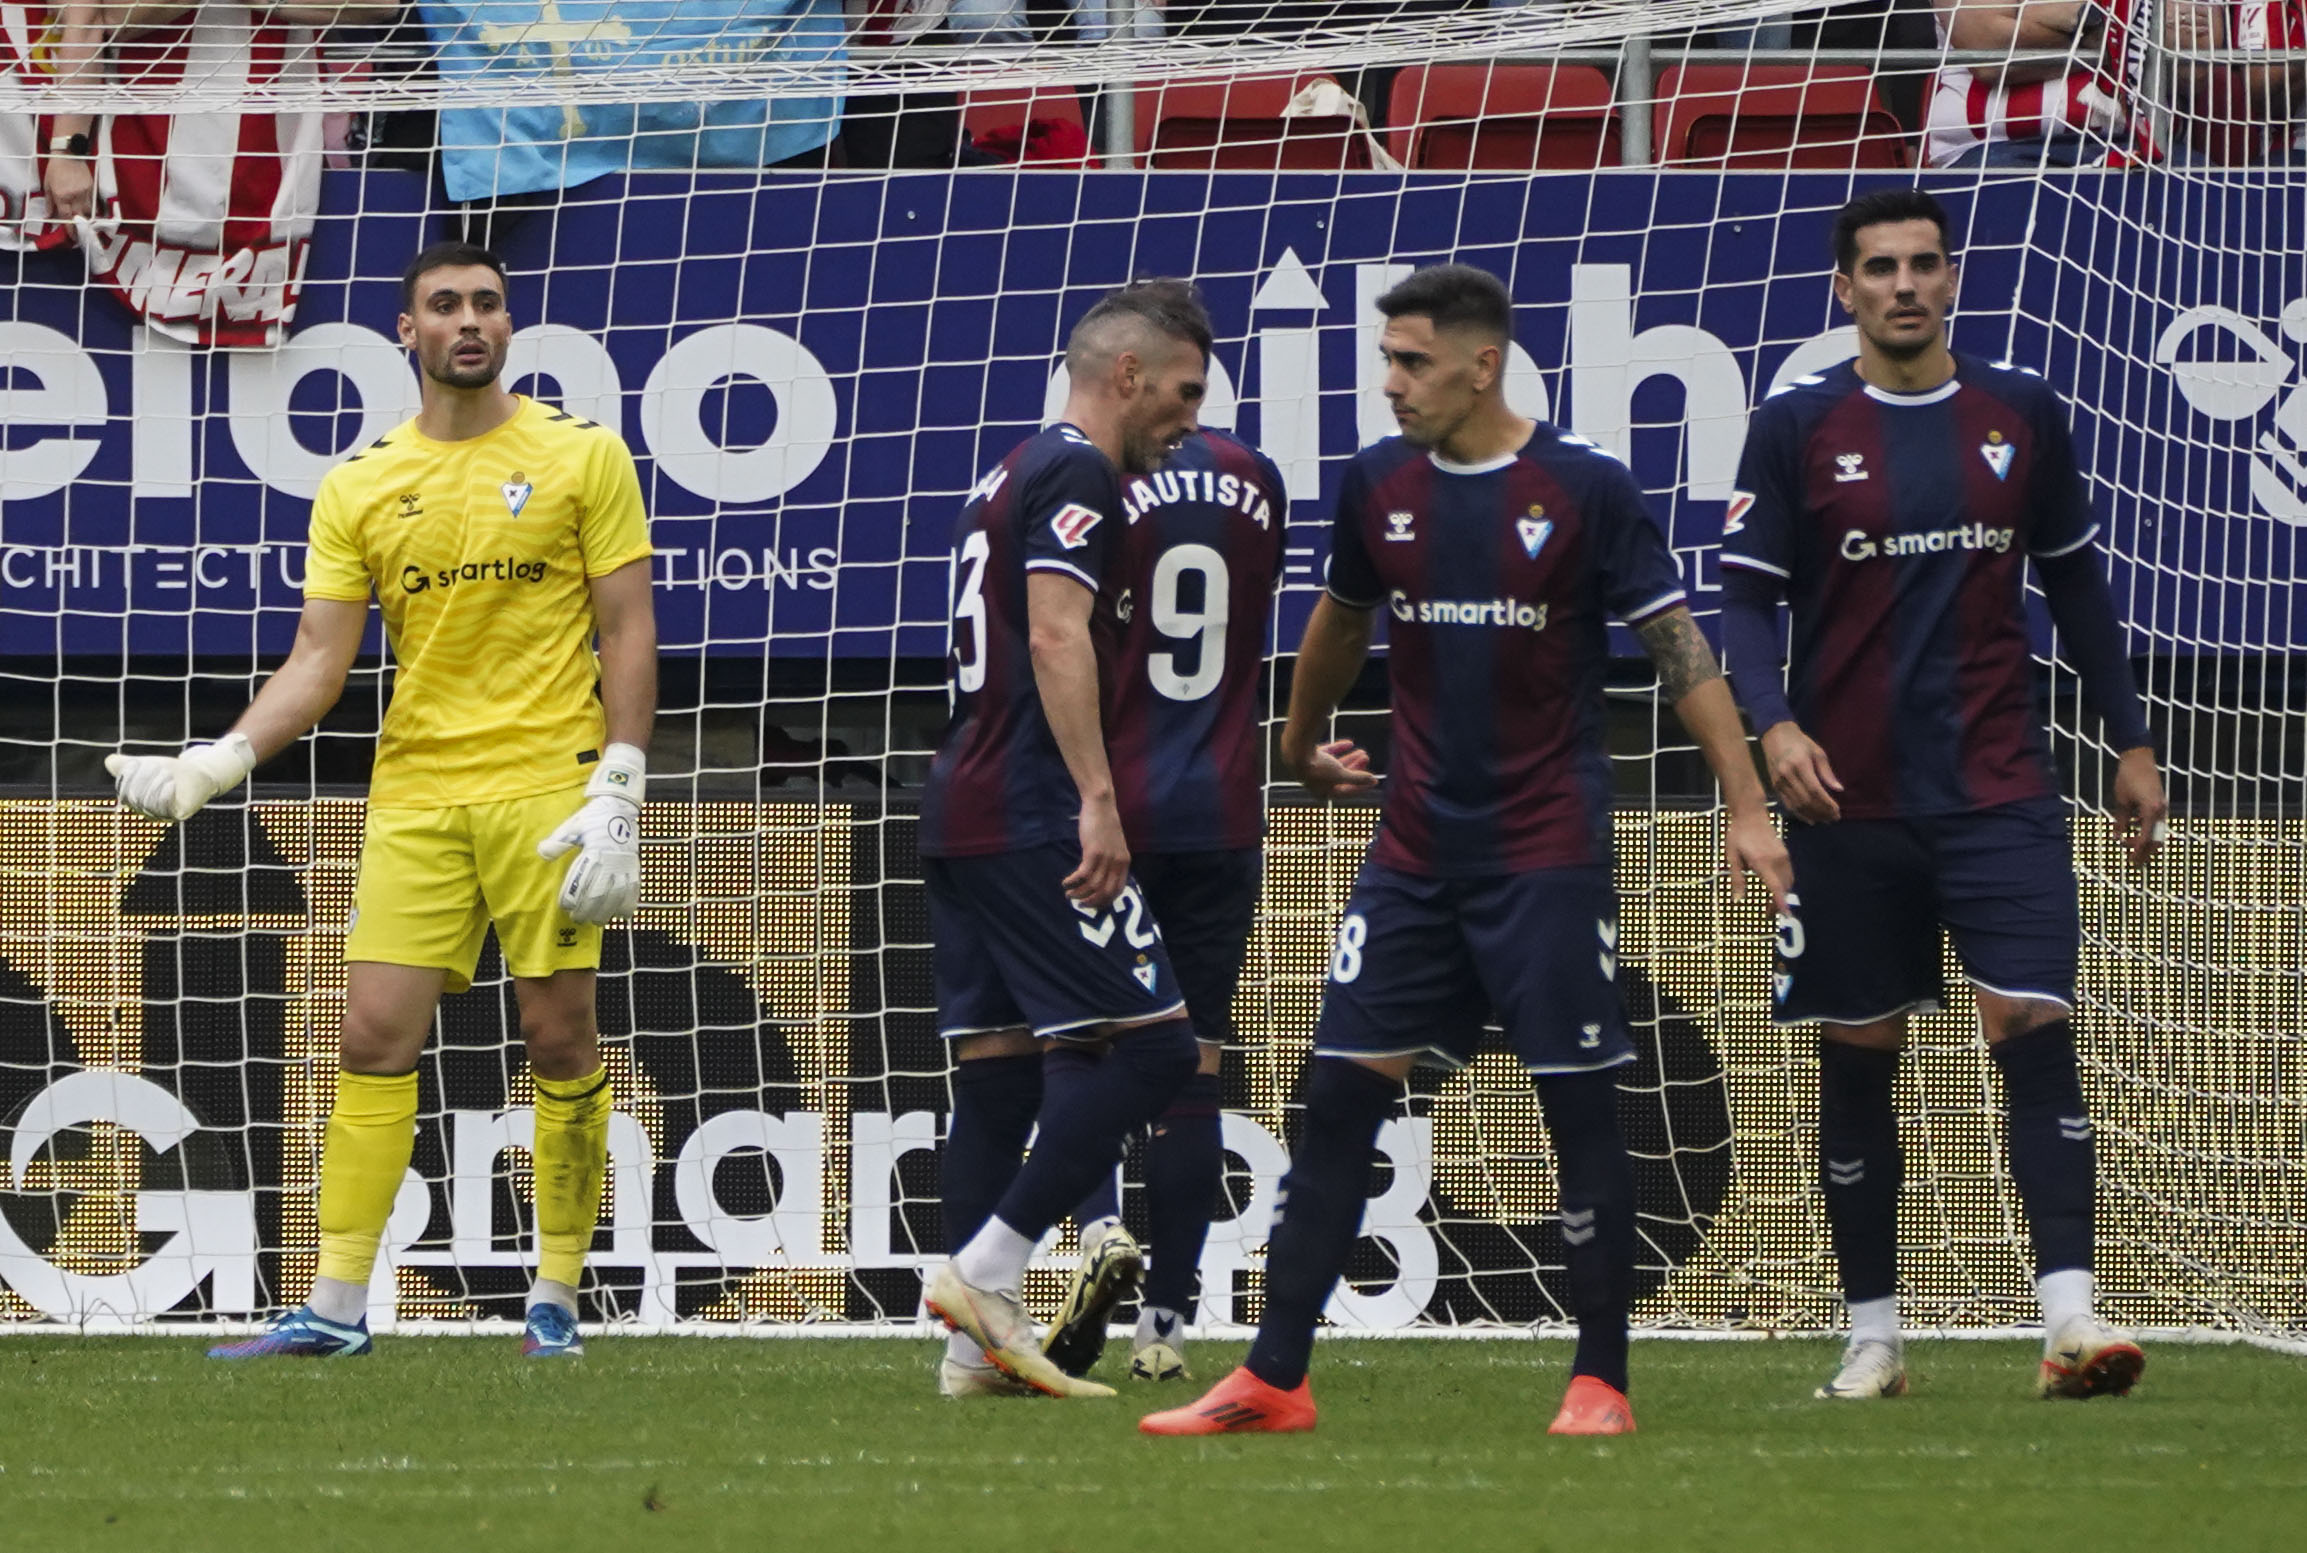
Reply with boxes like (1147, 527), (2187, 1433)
(1065, 278), (1214, 374)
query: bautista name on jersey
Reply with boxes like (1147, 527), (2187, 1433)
(304, 396), (653, 809)
(1107, 430), (1287, 855)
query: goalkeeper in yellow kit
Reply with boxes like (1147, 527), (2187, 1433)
(107, 242), (658, 1360)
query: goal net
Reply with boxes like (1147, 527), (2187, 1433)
(1, 0), (2300, 1344)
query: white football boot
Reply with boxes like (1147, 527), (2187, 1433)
(2039, 1314), (2145, 1399)
(1814, 1338), (1909, 1399)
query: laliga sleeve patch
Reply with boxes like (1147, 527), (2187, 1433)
(1724, 490), (1754, 534)
(1049, 502), (1106, 549)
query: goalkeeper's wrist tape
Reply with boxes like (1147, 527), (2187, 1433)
(587, 742), (647, 807)
(190, 732), (258, 794)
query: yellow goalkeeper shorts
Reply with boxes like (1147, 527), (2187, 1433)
(345, 786), (601, 991)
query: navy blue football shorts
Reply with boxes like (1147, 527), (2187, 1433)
(1775, 796), (2079, 1026)
(926, 844), (1186, 1042)
(1314, 860), (1635, 1075)
(1132, 847), (1261, 1047)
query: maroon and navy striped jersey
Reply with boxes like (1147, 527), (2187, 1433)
(1327, 426), (1687, 878)
(1104, 431), (1287, 854)
(919, 424), (1125, 859)
(1721, 355), (2100, 820)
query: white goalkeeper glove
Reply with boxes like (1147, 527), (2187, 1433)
(537, 742), (645, 924)
(103, 733), (258, 823)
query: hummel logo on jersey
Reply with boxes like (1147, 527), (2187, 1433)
(1132, 961), (1159, 993)
(1835, 453), (1869, 483)
(398, 492), (424, 518)
(502, 473), (534, 517)
(1517, 508), (1554, 560)
(1724, 490), (1755, 535)
(1579, 1023), (1603, 1050)
(1979, 431), (2015, 480)
(1050, 502), (1105, 549)
(1384, 510), (1416, 541)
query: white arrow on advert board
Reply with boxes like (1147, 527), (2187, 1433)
(1251, 248), (1330, 499)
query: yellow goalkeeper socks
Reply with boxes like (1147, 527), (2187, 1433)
(531, 1065), (613, 1290)
(315, 1069), (420, 1290)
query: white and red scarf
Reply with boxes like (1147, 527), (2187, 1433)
(2, 4), (320, 346)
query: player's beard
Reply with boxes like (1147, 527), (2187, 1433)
(1391, 406), (1448, 449)
(1865, 302), (1946, 361)
(1119, 424), (1175, 475)
(426, 339), (506, 391)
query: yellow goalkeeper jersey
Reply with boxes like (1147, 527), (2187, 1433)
(304, 396), (654, 809)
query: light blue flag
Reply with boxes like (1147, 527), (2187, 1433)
(423, 0), (848, 202)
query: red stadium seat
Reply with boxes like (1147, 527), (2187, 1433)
(1387, 64), (1620, 171)
(961, 87), (1095, 167)
(962, 87), (1087, 138)
(1135, 75), (1374, 171)
(1652, 64), (1911, 170)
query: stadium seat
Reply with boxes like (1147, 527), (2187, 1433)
(1135, 75), (1375, 171)
(962, 87), (1087, 139)
(1387, 64), (1620, 171)
(961, 87), (1095, 167)
(1652, 65), (1911, 170)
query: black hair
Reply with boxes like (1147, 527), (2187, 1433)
(1069, 277), (1215, 364)
(1830, 189), (1952, 274)
(400, 241), (508, 313)
(1375, 263), (1514, 342)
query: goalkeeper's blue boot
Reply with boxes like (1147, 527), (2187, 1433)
(208, 1305), (372, 1360)
(523, 1303), (584, 1359)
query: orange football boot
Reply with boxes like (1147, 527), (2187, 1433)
(1139, 1366), (1317, 1436)
(1547, 1374), (1637, 1435)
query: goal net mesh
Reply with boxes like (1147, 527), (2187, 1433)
(0, 0), (2300, 1342)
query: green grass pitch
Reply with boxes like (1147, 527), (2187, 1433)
(2, 1337), (2300, 1552)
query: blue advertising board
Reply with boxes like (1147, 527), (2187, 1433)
(2, 170), (2301, 658)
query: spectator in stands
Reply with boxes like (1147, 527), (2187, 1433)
(1923, 0), (2124, 167)
(33, 4), (394, 223)
(1927, 0), (2302, 166)
(946, 0), (1160, 46)
(2232, 0), (2306, 159)
(36, 3), (107, 221)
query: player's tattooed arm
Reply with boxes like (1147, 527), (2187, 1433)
(1636, 606), (1725, 705)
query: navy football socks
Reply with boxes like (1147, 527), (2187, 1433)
(1990, 1021), (2095, 1277)
(1817, 1038), (1904, 1305)
(1053, 1039), (1124, 1229)
(1536, 1068), (1636, 1395)
(1244, 1058), (1399, 1391)
(940, 1053), (1043, 1256)
(1141, 1070), (1224, 1316)
(1048, 1044), (1124, 1229)
(988, 1018), (1198, 1244)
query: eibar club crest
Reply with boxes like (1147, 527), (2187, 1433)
(1517, 505), (1554, 559)
(1132, 959), (1159, 992)
(501, 473), (534, 517)
(1979, 431), (2015, 480)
